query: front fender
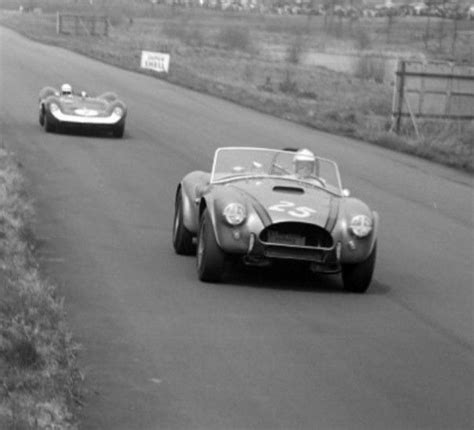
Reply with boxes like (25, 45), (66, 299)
(179, 171), (210, 234)
(108, 100), (127, 118)
(201, 188), (265, 254)
(335, 198), (379, 264)
(39, 86), (57, 102)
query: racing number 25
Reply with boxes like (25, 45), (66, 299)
(268, 200), (317, 218)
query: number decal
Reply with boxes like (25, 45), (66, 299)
(268, 201), (317, 218)
(288, 206), (317, 218)
(268, 200), (294, 212)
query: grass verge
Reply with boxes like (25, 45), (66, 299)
(0, 147), (81, 429)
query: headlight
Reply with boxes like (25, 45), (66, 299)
(223, 203), (246, 226)
(113, 106), (124, 117)
(349, 215), (372, 238)
(49, 103), (59, 112)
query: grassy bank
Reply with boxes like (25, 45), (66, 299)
(0, 147), (80, 429)
(0, 4), (472, 171)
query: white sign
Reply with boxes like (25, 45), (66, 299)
(140, 50), (170, 73)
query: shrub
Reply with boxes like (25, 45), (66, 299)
(353, 27), (372, 50)
(279, 70), (298, 94)
(161, 20), (206, 47)
(217, 25), (253, 52)
(354, 55), (386, 83)
(286, 34), (305, 65)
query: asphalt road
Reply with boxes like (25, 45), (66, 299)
(1, 27), (473, 430)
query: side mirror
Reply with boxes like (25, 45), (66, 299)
(342, 188), (350, 197)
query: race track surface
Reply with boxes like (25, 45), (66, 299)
(1, 27), (473, 430)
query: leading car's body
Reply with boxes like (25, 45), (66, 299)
(173, 147), (379, 293)
(38, 87), (127, 137)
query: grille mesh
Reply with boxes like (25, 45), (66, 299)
(260, 222), (333, 248)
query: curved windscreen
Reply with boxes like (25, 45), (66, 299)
(211, 147), (343, 196)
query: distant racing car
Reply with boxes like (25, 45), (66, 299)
(38, 84), (127, 137)
(173, 147), (379, 293)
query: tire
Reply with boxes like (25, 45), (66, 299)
(44, 114), (55, 133)
(196, 209), (226, 282)
(39, 107), (45, 126)
(172, 190), (195, 255)
(341, 242), (377, 293)
(112, 123), (124, 138)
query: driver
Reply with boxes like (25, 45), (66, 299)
(60, 83), (73, 96)
(293, 148), (318, 179)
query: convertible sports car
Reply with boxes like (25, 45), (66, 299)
(38, 86), (127, 137)
(173, 147), (379, 293)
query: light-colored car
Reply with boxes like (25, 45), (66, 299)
(173, 147), (379, 293)
(38, 86), (127, 137)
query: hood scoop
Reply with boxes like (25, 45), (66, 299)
(273, 186), (304, 194)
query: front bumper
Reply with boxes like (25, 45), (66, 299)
(48, 110), (124, 126)
(246, 234), (341, 273)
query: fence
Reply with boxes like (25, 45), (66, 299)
(392, 60), (474, 133)
(56, 13), (109, 37)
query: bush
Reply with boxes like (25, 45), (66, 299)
(353, 27), (372, 50)
(286, 34), (305, 65)
(279, 70), (298, 94)
(161, 20), (204, 47)
(217, 25), (253, 52)
(354, 55), (386, 83)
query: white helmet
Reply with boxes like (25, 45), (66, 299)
(293, 148), (316, 178)
(60, 83), (72, 96)
(293, 148), (316, 163)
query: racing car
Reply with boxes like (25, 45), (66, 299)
(38, 84), (127, 137)
(173, 147), (379, 293)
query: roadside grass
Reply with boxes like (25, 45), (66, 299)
(0, 5), (472, 171)
(0, 147), (81, 429)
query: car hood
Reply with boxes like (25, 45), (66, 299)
(57, 96), (110, 115)
(227, 178), (339, 229)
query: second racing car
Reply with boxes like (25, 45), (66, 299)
(38, 83), (127, 138)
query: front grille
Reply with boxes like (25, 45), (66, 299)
(259, 222), (333, 248)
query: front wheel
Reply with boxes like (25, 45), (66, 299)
(112, 123), (125, 138)
(341, 242), (377, 293)
(172, 190), (195, 255)
(44, 114), (55, 133)
(197, 209), (226, 282)
(39, 107), (45, 126)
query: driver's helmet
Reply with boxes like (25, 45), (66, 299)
(60, 83), (72, 96)
(293, 148), (316, 178)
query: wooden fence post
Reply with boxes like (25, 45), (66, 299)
(395, 60), (406, 134)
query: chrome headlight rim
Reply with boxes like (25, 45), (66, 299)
(349, 214), (373, 238)
(49, 102), (59, 113)
(223, 203), (246, 226)
(113, 106), (124, 117)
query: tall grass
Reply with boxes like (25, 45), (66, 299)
(0, 147), (81, 429)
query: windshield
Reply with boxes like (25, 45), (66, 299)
(211, 147), (343, 195)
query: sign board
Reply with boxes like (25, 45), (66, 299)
(140, 50), (170, 73)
